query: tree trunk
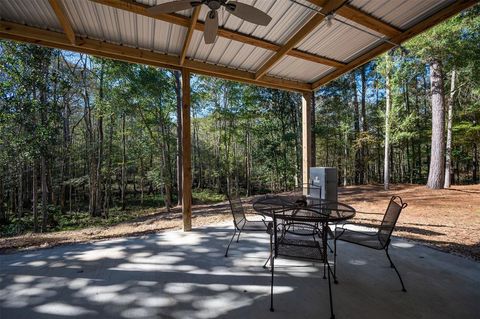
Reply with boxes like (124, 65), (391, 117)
(311, 93), (316, 167)
(174, 71), (183, 206)
(104, 113), (114, 218)
(427, 59), (446, 189)
(343, 130), (348, 186)
(360, 65), (368, 183)
(17, 168), (23, 218)
(32, 162), (38, 232)
(444, 69), (456, 188)
(245, 124), (252, 196)
(60, 100), (70, 213)
(473, 142), (478, 183)
(41, 155), (48, 232)
(0, 176), (5, 225)
(351, 72), (361, 184)
(96, 62), (105, 216)
(384, 53), (392, 190)
(121, 112), (127, 210)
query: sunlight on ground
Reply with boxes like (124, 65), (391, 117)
(35, 302), (97, 316)
(1, 226), (479, 319)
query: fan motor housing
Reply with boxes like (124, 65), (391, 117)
(207, 0), (223, 10)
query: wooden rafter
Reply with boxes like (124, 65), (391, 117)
(0, 20), (311, 92)
(0, 0), (474, 93)
(336, 5), (402, 38)
(306, 1), (402, 38)
(179, 7), (201, 66)
(312, 0), (478, 89)
(254, 0), (347, 80)
(89, 0), (345, 68)
(48, 0), (76, 45)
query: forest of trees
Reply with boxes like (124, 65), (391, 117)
(0, 7), (478, 235)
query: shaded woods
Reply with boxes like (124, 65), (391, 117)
(0, 7), (478, 235)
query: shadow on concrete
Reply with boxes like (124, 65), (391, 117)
(1, 226), (479, 319)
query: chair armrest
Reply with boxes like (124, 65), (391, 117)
(335, 224), (380, 240)
(266, 221), (274, 235)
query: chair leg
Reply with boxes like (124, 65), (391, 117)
(385, 246), (407, 292)
(333, 238), (338, 284)
(270, 254), (275, 312)
(224, 227), (237, 257)
(327, 261), (335, 319)
(264, 231), (273, 269)
(263, 255), (271, 269)
(236, 228), (242, 242)
(323, 261), (327, 279)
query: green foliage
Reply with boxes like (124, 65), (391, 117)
(0, 6), (479, 237)
(192, 189), (226, 204)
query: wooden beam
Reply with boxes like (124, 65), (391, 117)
(289, 49), (344, 68)
(89, 0), (345, 68)
(302, 92), (313, 190)
(181, 69), (192, 231)
(48, 0), (76, 45)
(312, 0), (478, 89)
(0, 20), (311, 92)
(255, 0), (347, 80)
(179, 7), (200, 66)
(183, 59), (311, 92)
(336, 5), (402, 38)
(306, 1), (402, 38)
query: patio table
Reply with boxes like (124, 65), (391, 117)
(253, 194), (356, 318)
(253, 194), (356, 267)
(252, 194), (356, 223)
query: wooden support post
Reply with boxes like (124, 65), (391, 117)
(181, 69), (192, 231)
(302, 92), (313, 195)
(311, 92), (316, 168)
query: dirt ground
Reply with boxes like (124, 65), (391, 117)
(1, 184), (479, 261)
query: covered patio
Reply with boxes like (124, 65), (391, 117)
(1, 1), (479, 318)
(1, 225), (479, 318)
(0, 0), (476, 231)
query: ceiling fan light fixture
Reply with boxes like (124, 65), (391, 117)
(325, 14), (333, 27)
(148, 0), (272, 44)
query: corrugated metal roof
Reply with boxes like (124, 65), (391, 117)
(268, 55), (334, 82)
(0, 0), (61, 32)
(350, 0), (456, 30)
(297, 14), (384, 63)
(0, 0), (463, 89)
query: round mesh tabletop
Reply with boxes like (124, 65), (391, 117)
(253, 194), (356, 222)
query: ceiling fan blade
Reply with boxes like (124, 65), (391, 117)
(225, 2), (272, 26)
(204, 10), (218, 44)
(147, 0), (195, 15)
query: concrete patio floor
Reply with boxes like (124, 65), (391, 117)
(1, 224), (479, 319)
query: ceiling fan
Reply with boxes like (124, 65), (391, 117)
(147, 1), (272, 44)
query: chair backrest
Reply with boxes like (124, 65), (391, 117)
(294, 183), (322, 201)
(378, 196), (407, 247)
(227, 193), (247, 230)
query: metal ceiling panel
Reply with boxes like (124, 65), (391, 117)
(63, 0), (186, 54)
(188, 30), (273, 72)
(0, 0), (468, 88)
(296, 15), (383, 63)
(0, 0), (61, 32)
(268, 56), (334, 83)
(350, 0), (455, 30)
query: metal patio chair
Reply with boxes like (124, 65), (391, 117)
(267, 207), (336, 319)
(224, 193), (268, 257)
(289, 183), (323, 234)
(334, 195), (408, 291)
